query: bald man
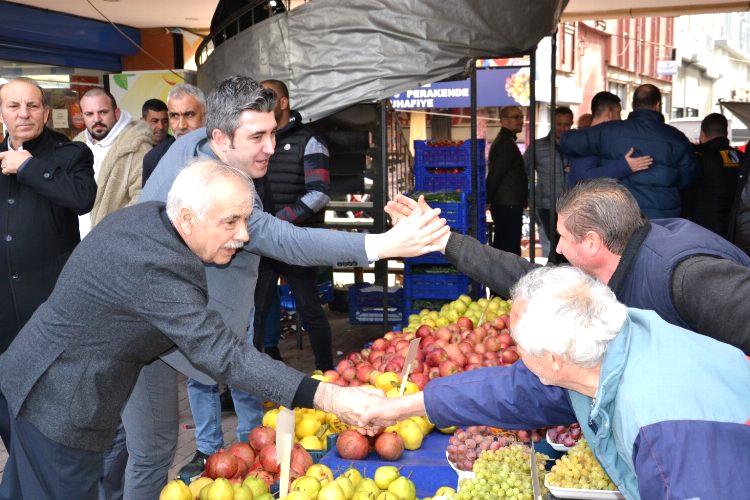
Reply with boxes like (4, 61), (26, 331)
(486, 106), (528, 256)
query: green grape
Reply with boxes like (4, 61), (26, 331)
(455, 444), (549, 499)
(547, 438), (618, 491)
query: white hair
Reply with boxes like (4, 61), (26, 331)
(510, 266), (626, 367)
(167, 83), (206, 111)
(166, 158), (254, 222)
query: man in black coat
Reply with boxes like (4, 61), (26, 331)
(486, 105), (528, 255)
(683, 113), (743, 239)
(0, 78), (95, 356)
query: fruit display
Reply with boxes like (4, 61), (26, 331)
(159, 475), (270, 500)
(547, 422), (582, 449)
(454, 444), (549, 500)
(546, 438), (618, 491)
(446, 426), (547, 472)
(262, 406), (343, 451)
(279, 464), (418, 500)
(403, 295), (511, 333)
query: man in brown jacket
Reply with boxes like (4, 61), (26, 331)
(75, 88), (153, 237)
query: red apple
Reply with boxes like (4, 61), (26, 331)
(435, 327), (452, 342)
(458, 341), (474, 356)
(447, 323), (460, 334)
(428, 367), (440, 379)
(452, 353), (467, 367)
(347, 352), (363, 364)
(501, 349), (520, 364)
(369, 350), (385, 365)
(356, 365), (372, 383)
(467, 353), (483, 365)
(384, 332), (396, 341)
(425, 348), (447, 367)
(439, 359), (459, 377)
(474, 343), (487, 355)
(457, 317), (474, 331)
(465, 363), (482, 371)
(394, 339), (409, 351)
(415, 325), (433, 338)
(409, 372), (429, 390)
(342, 367), (356, 382)
(372, 338), (389, 351)
(450, 332), (462, 344)
(386, 345), (396, 354)
(368, 370), (382, 386)
(492, 316), (506, 330)
(498, 332), (513, 346)
(336, 359), (354, 373)
(484, 336), (502, 352)
(324, 370), (339, 381)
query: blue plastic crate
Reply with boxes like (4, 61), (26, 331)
(403, 266), (470, 300)
(414, 164), (487, 193)
(348, 283), (403, 325)
(279, 280), (334, 313)
(412, 191), (470, 232)
(414, 139), (486, 168)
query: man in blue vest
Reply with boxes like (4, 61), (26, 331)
(362, 266), (750, 499)
(253, 79), (334, 369)
(386, 178), (750, 354)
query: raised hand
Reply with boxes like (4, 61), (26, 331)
(385, 194), (433, 226)
(372, 203), (450, 259)
(624, 147), (652, 173)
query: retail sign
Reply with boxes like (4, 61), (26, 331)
(657, 60), (679, 76)
(390, 68), (529, 109)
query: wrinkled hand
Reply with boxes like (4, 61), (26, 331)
(313, 384), (391, 434)
(624, 147), (652, 173)
(374, 202), (450, 259)
(359, 393), (427, 429)
(0, 150), (32, 175)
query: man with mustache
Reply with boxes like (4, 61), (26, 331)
(0, 77), (96, 447)
(75, 88), (153, 237)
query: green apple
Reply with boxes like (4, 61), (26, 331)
(458, 294), (472, 305)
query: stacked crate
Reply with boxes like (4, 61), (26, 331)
(403, 140), (488, 323)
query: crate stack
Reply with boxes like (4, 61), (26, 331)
(402, 140), (488, 323)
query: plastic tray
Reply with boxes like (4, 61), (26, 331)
(544, 476), (624, 499)
(546, 429), (573, 452)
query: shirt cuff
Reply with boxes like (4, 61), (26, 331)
(364, 234), (381, 262)
(291, 376), (320, 409)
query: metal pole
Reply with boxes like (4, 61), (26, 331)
(469, 60), (480, 298)
(376, 101), (389, 332)
(528, 50), (537, 263)
(549, 32), (558, 256)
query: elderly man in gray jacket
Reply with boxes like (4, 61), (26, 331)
(0, 160), (416, 500)
(101, 75), (449, 499)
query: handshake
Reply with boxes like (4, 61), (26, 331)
(312, 383), (427, 434)
(374, 194), (451, 259)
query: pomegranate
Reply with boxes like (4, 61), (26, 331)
(336, 429), (370, 460)
(374, 432), (405, 461)
(259, 444), (280, 473)
(291, 443), (313, 475)
(248, 426), (275, 453)
(227, 442), (256, 467)
(205, 450), (239, 479)
(233, 457), (248, 479)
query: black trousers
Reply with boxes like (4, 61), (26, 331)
(536, 208), (566, 264)
(490, 204), (523, 256)
(254, 257), (333, 371)
(0, 393), (103, 500)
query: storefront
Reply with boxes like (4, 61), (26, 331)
(0, 2), (140, 138)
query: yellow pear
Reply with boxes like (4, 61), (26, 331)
(317, 481), (346, 500)
(262, 408), (280, 429)
(282, 492), (309, 500)
(159, 479), (191, 500)
(435, 486), (456, 497)
(375, 372), (400, 392)
(299, 435), (323, 450)
(335, 476), (355, 499)
(387, 476), (416, 500)
(397, 420), (424, 450)
(375, 492), (400, 500)
(342, 467), (362, 488)
(188, 477), (212, 500)
(206, 478), (234, 500)
(242, 475), (269, 496)
(305, 463), (334, 486)
(354, 478), (380, 497)
(373, 466), (400, 490)
(296, 415), (321, 439)
(232, 484), (253, 500)
(409, 416), (431, 436)
(291, 475), (322, 498)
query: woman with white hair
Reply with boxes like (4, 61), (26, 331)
(365, 266), (750, 499)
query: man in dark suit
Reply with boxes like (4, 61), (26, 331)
(0, 77), (95, 446)
(0, 160), (388, 500)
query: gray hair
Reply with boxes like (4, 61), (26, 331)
(556, 179), (645, 255)
(166, 158), (255, 222)
(511, 266), (626, 367)
(205, 75), (276, 140)
(0, 77), (50, 107)
(167, 83), (206, 111)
